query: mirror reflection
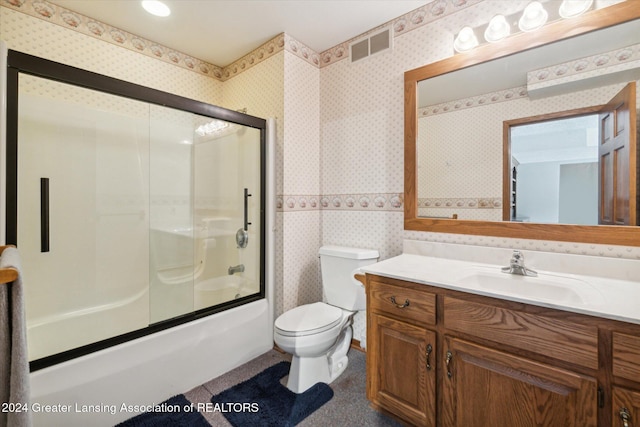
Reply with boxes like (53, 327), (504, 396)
(509, 114), (599, 225)
(416, 18), (640, 226)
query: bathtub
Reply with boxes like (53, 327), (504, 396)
(195, 275), (256, 310)
(27, 288), (149, 361)
(29, 298), (273, 426)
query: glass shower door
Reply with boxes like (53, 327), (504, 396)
(191, 115), (262, 310)
(148, 105), (195, 323)
(17, 74), (150, 361)
(148, 108), (263, 322)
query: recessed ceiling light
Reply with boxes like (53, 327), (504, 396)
(141, 0), (171, 17)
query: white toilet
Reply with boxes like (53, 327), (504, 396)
(274, 245), (379, 393)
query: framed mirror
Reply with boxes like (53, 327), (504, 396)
(405, 1), (640, 246)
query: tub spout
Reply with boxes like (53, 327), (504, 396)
(228, 264), (245, 275)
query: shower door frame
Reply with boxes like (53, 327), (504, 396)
(4, 50), (267, 371)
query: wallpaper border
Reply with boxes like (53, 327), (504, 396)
(2, 0), (482, 80)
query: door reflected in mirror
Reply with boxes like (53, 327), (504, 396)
(508, 114), (599, 225)
(504, 82), (637, 226)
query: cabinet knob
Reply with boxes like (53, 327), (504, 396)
(620, 408), (631, 427)
(389, 296), (410, 308)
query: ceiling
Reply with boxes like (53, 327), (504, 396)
(49, 0), (431, 67)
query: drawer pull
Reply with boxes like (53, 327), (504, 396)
(619, 408), (631, 427)
(389, 296), (410, 308)
(446, 350), (453, 378)
(426, 344), (433, 371)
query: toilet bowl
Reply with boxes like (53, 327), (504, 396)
(273, 246), (379, 393)
(274, 302), (354, 393)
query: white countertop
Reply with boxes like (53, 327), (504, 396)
(361, 244), (640, 326)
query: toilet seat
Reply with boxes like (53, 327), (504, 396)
(275, 302), (343, 337)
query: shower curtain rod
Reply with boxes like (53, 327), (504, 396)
(0, 245), (19, 284)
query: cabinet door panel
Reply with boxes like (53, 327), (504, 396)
(613, 387), (640, 427)
(369, 313), (436, 427)
(443, 337), (598, 427)
(613, 332), (640, 382)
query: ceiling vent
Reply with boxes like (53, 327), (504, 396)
(350, 27), (392, 63)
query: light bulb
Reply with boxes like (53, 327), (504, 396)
(484, 15), (510, 43)
(518, 1), (548, 32)
(559, 0), (593, 18)
(454, 27), (479, 53)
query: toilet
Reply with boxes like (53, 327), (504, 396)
(274, 245), (379, 393)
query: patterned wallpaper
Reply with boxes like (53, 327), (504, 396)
(3, 0), (640, 348)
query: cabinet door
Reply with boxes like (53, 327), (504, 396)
(368, 313), (436, 427)
(613, 387), (640, 427)
(442, 337), (598, 427)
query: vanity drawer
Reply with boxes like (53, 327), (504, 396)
(613, 332), (640, 382)
(443, 297), (599, 370)
(368, 279), (436, 326)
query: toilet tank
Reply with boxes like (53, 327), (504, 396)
(319, 245), (379, 311)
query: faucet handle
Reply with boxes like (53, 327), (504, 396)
(511, 250), (523, 262)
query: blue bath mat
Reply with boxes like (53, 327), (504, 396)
(116, 394), (209, 427)
(211, 361), (334, 427)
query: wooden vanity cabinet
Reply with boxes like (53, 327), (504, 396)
(442, 337), (597, 426)
(366, 277), (437, 426)
(366, 274), (640, 427)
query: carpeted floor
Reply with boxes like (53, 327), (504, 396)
(183, 348), (402, 426)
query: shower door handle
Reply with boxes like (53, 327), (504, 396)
(244, 188), (252, 231)
(41, 177), (50, 252)
(236, 188), (252, 248)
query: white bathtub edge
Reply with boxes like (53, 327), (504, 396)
(30, 299), (272, 426)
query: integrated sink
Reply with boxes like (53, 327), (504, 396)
(456, 268), (602, 306)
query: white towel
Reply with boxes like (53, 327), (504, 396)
(0, 248), (32, 427)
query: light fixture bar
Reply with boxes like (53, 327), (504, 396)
(454, 0), (593, 54)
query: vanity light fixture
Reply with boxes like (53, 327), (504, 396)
(141, 0), (171, 17)
(484, 15), (511, 43)
(559, 0), (594, 18)
(453, 27), (479, 53)
(518, 1), (548, 32)
(453, 0), (595, 54)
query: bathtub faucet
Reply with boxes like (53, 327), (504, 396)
(228, 264), (245, 275)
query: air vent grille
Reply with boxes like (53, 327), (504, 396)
(350, 27), (392, 63)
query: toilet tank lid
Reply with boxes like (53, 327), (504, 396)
(319, 245), (379, 260)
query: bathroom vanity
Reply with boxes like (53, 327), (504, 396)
(362, 243), (640, 427)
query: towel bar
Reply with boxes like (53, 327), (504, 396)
(0, 245), (19, 284)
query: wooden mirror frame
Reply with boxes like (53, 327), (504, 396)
(404, 1), (640, 246)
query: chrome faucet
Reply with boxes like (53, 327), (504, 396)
(501, 250), (537, 277)
(228, 264), (245, 275)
